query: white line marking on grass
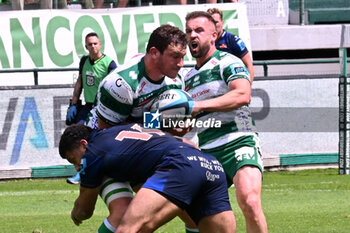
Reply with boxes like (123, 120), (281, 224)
(263, 189), (350, 192)
(0, 190), (79, 197)
(263, 181), (335, 187)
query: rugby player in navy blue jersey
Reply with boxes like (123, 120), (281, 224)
(207, 8), (255, 84)
(59, 123), (236, 233)
(62, 24), (189, 233)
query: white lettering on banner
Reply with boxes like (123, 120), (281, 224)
(277, 0), (286, 17)
(0, 3), (250, 70)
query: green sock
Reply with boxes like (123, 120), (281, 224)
(185, 226), (199, 233)
(97, 218), (116, 233)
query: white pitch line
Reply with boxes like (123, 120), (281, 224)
(263, 189), (350, 192)
(263, 181), (335, 187)
(0, 190), (79, 197)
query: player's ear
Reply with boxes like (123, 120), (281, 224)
(149, 47), (160, 58)
(212, 30), (218, 43)
(80, 139), (88, 147)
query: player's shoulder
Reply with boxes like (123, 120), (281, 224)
(215, 50), (242, 63)
(101, 56), (145, 92)
(118, 54), (144, 72)
(212, 51), (247, 78)
(164, 73), (184, 86)
(222, 30), (239, 41)
(102, 54), (116, 65)
(80, 55), (89, 65)
(115, 55), (145, 85)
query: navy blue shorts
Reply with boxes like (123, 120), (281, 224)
(143, 147), (232, 224)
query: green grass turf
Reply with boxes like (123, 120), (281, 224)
(0, 169), (350, 233)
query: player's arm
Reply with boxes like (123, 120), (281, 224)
(228, 34), (254, 84)
(192, 78), (251, 115)
(241, 53), (255, 84)
(71, 185), (100, 226)
(96, 75), (134, 129)
(72, 74), (83, 105)
(66, 74), (83, 124)
(180, 137), (199, 149)
(72, 56), (87, 105)
(108, 60), (117, 73)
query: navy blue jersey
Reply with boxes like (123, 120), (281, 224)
(79, 123), (231, 223)
(215, 30), (248, 59)
(80, 123), (195, 188)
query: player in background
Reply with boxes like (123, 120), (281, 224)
(59, 123), (236, 233)
(184, 11), (268, 233)
(64, 24), (188, 233)
(66, 32), (117, 125)
(66, 32), (117, 184)
(207, 8), (255, 83)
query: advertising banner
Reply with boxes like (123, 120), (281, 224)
(0, 3), (250, 70)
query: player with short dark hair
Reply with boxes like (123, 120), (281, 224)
(94, 24), (188, 129)
(59, 123), (236, 233)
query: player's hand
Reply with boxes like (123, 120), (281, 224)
(191, 101), (201, 116)
(66, 105), (77, 122)
(164, 126), (191, 137)
(71, 212), (82, 226)
(163, 118), (193, 137)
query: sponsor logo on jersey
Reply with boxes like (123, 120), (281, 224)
(206, 171), (220, 181)
(191, 89), (210, 99)
(237, 39), (246, 51)
(138, 96), (153, 107)
(115, 78), (122, 87)
(138, 81), (146, 94)
(210, 59), (218, 66)
(234, 67), (246, 74)
(114, 77), (133, 93)
(155, 93), (176, 101)
(219, 43), (228, 49)
(86, 71), (95, 86)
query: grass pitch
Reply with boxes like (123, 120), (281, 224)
(0, 169), (350, 233)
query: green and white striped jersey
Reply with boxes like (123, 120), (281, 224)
(184, 50), (257, 149)
(96, 55), (184, 125)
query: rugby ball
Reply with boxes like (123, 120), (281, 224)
(150, 89), (193, 121)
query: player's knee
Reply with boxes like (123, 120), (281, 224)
(239, 195), (262, 218)
(141, 222), (158, 233)
(108, 197), (133, 227)
(116, 220), (156, 233)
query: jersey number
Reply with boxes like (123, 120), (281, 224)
(115, 124), (165, 141)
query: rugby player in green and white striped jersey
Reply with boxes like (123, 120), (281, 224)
(95, 50), (184, 127)
(184, 11), (268, 233)
(79, 24), (188, 233)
